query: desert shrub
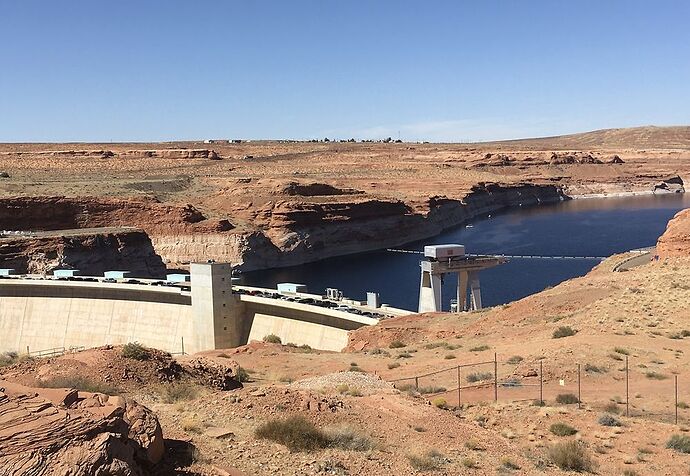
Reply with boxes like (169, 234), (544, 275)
(667, 434), (690, 453)
(613, 346), (630, 355)
(552, 326), (577, 339)
(337, 384), (350, 394)
(262, 334), (282, 344)
(609, 353), (624, 361)
(461, 458), (477, 468)
(158, 382), (199, 403)
(506, 355), (523, 364)
(121, 342), (150, 361)
(645, 371), (668, 380)
(407, 449), (446, 471)
(413, 426), (426, 432)
(547, 440), (595, 472)
(387, 361), (401, 369)
(432, 397), (448, 409)
(255, 415), (329, 452)
(397, 352), (412, 359)
(324, 425), (375, 451)
(598, 413), (622, 427)
(39, 375), (120, 395)
(0, 351), (20, 367)
(348, 364), (366, 373)
(419, 385), (446, 395)
(469, 344), (490, 352)
(236, 366), (251, 383)
(532, 399), (546, 407)
(466, 372), (493, 383)
(550, 422), (578, 436)
(425, 342), (460, 350)
(182, 418), (203, 434)
(603, 402), (620, 414)
(678, 401), (690, 409)
(501, 457), (520, 470)
(444, 354), (456, 360)
(347, 387), (363, 397)
(584, 363), (606, 373)
(396, 383), (416, 392)
(389, 340), (406, 349)
(424, 342), (444, 349)
(464, 439), (483, 450)
(555, 393), (579, 404)
(370, 348), (390, 356)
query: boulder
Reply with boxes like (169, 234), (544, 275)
(0, 379), (164, 474)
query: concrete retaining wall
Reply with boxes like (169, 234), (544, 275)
(0, 275), (378, 354)
(0, 290), (193, 354)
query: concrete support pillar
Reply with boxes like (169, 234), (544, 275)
(469, 271), (482, 311)
(418, 263), (443, 313)
(457, 271), (468, 312)
(190, 262), (239, 352)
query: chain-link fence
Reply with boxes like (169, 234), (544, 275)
(390, 354), (687, 425)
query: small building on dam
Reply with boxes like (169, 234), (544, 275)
(0, 262), (384, 355)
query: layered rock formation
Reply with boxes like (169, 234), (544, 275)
(0, 380), (164, 475)
(0, 228), (166, 277)
(0, 184), (565, 271)
(657, 208), (690, 258)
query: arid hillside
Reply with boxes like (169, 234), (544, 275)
(0, 126), (688, 270)
(484, 125), (690, 150)
(2, 209), (690, 475)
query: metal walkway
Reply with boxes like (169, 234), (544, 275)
(386, 249), (607, 261)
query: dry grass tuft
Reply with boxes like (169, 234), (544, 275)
(547, 440), (596, 472)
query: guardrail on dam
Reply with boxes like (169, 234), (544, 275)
(0, 262), (391, 355)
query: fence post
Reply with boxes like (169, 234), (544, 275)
(673, 375), (678, 425)
(181, 337), (185, 355)
(26, 345), (30, 356)
(539, 360), (543, 404)
(494, 353), (498, 402)
(625, 355), (629, 417)
(415, 376), (419, 390)
(457, 365), (461, 407)
(577, 364), (582, 410)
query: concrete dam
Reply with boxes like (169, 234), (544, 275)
(0, 262), (405, 355)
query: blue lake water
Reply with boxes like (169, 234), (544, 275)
(241, 193), (690, 311)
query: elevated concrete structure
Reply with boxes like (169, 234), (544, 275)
(418, 244), (506, 313)
(0, 262), (395, 354)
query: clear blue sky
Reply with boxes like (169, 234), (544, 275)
(1, 1), (689, 142)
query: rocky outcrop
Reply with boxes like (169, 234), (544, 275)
(279, 182), (363, 197)
(0, 229), (166, 277)
(0, 380), (164, 475)
(657, 208), (690, 258)
(549, 151), (603, 165)
(653, 175), (685, 194)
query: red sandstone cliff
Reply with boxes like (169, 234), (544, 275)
(0, 228), (167, 277)
(657, 208), (690, 258)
